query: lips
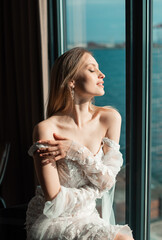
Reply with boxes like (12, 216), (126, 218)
(97, 81), (104, 87)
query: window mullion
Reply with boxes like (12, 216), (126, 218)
(126, 0), (152, 239)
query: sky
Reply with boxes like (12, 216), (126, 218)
(66, 0), (162, 44)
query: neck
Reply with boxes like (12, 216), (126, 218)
(69, 98), (94, 128)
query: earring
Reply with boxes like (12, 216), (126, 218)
(71, 87), (75, 100)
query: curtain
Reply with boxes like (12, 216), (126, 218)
(39, 0), (49, 117)
(0, 0), (44, 206)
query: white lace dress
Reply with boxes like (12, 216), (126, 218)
(26, 137), (133, 240)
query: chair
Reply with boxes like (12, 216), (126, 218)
(0, 143), (10, 208)
(0, 143), (27, 239)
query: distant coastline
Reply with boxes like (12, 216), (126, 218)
(87, 41), (125, 49)
(68, 41), (162, 49)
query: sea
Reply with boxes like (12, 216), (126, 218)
(91, 48), (162, 183)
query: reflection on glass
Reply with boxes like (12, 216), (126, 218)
(66, 0), (126, 224)
(150, 0), (162, 239)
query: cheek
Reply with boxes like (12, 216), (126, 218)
(75, 78), (89, 92)
(75, 76), (95, 92)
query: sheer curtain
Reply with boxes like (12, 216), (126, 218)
(38, 0), (49, 117)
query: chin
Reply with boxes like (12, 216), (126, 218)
(100, 92), (105, 96)
(95, 90), (105, 97)
(99, 89), (105, 96)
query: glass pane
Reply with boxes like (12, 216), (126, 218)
(66, 0), (126, 224)
(150, 0), (162, 239)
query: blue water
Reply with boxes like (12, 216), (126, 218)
(92, 49), (126, 155)
(92, 48), (162, 181)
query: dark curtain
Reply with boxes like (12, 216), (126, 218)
(0, 0), (44, 206)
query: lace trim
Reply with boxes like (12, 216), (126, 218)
(66, 141), (123, 191)
(28, 143), (49, 157)
(28, 137), (119, 158)
(102, 137), (120, 151)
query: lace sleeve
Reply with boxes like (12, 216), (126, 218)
(65, 138), (123, 191)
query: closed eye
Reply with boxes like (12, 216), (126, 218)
(89, 69), (95, 72)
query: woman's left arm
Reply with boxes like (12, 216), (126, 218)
(37, 110), (123, 191)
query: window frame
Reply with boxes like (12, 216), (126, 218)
(48, 0), (153, 238)
(126, 0), (152, 239)
(48, 0), (67, 68)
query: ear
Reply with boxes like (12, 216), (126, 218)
(68, 80), (75, 88)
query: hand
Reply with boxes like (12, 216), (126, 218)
(37, 133), (72, 161)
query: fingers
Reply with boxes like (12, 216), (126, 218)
(38, 150), (60, 157)
(36, 137), (70, 161)
(41, 158), (51, 166)
(37, 139), (59, 145)
(55, 155), (64, 161)
(37, 149), (66, 162)
(53, 133), (68, 140)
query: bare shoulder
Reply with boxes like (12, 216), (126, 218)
(33, 118), (54, 142)
(103, 106), (121, 118)
(95, 106), (121, 143)
(96, 106), (121, 125)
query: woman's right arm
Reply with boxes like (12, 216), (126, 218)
(32, 122), (61, 201)
(30, 123), (103, 219)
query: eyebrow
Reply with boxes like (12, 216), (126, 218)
(86, 63), (99, 68)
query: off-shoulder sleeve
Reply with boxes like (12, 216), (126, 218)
(65, 138), (123, 191)
(43, 184), (103, 219)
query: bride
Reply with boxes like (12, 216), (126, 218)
(26, 47), (134, 240)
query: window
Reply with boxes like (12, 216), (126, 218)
(66, 0), (126, 224)
(48, 0), (162, 239)
(150, 0), (162, 238)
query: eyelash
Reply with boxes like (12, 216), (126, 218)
(89, 69), (95, 73)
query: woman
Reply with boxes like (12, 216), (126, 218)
(26, 47), (134, 239)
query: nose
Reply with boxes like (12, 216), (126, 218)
(98, 70), (105, 79)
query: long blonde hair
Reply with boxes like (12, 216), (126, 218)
(47, 47), (92, 118)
